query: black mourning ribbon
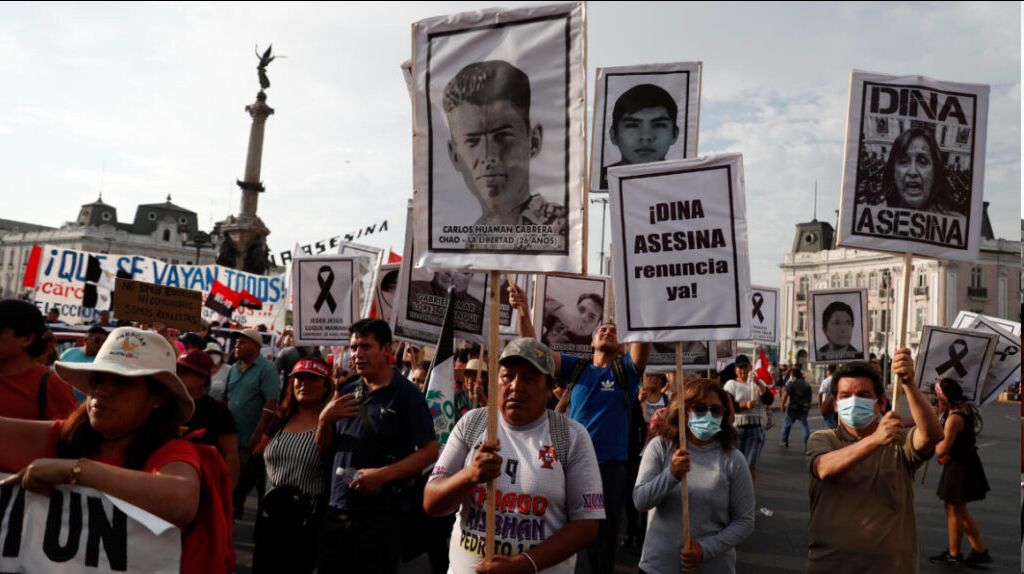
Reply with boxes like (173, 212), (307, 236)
(936, 338), (969, 377)
(313, 265), (337, 313)
(994, 345), (1019, 362)
(752, 293), (765, 323)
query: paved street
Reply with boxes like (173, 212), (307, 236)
(234, 396), (1022, 573)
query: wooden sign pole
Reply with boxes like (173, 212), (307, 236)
(484, 270), (501, 562)
(675, 342), (691, 564)
(890, 253), (913, 408)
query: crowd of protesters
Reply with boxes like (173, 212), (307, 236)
(0, 294), (999, 573)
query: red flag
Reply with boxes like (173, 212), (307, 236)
(756, 348), (774, 387)
(387, 250), (402, 263)
(238, 289), (263, 310)
(206, 280), (241, 317)
(21, 245), (42, 288)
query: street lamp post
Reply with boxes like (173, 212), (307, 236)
(178, 224), (211, 265)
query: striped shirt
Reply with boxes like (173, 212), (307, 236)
(264, 429), (330, 499)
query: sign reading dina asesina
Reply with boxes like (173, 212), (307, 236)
(608, 153), (751, 342)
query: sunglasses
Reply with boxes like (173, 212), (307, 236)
(688, 402), (725, 417)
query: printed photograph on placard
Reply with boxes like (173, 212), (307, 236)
(837, 70), (989, 261)
(293, 256), (358, 346)
(534, 274), (610, 359)
(647, 341), (714, 373)
(590, 62), (702, 193)
(374, 263), (401, 324)
(412, 3), (585, 272)
(915, 326), (998, 403)
(499, 274), (532, 340)
(809, 288), (868, 364)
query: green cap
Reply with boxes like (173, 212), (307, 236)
(499, 338), (556, 376)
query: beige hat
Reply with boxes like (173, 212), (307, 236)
(236, 329), (262, 346)
(457, 358), (488, 373)
(55, 327), (195, 424)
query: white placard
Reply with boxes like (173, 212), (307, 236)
(412, 2), (586, 273)
(749, 285), (780, 344)
(961, 316), (1021, 406)
(532, 274), (610, 359)
(590, 61), (702, 193)
(338, 241), (385, 318)
(499, 273), (532, 341)
(836, 70), (989, 262)
(915, 326), (998, 404)
(809, 288), (869, 365)
(374, 262), (401, 324)
(951, 311), (1021, 338)
(292, 256), (358, 346)
(0, 476), (182, 574)
(608, 153), (751, 342)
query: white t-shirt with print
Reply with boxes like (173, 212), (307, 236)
(429, 410), (605, 574)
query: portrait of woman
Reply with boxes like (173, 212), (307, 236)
(881, 127), (962, 215)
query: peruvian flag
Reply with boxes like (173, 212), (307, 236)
(206, 280), (241, 317)
(755, 348), (774, 388)
(21, 245), (42, 289)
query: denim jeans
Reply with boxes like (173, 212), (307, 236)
(781, 411), (810, 447)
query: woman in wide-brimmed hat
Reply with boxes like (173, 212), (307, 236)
(0, 326), (230, 573)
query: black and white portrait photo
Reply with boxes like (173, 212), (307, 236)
(809, 288), (868, 364)
(838, 71), (989, 261)
(374, 263), (400, 324)
(647, 340), (714, 373)
(533, 274), (610, 359)
(412, 3), (585, 273)
(590, 62), (701, 192)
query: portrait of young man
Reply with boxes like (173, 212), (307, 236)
(600, 83), (680, 189)
(443, 60), (567, 237)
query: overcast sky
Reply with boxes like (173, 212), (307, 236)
(1, 2), (1019, 287)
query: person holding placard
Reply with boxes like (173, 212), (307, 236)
(0, 327), (233, 573)
(928, 379), (992, 567)
(424, 338), (604, 574)
(634, 378), (755, 573)
(722, 355), (770, 483)
(806, 349), (943, 573)
(509, 283), (651, 574)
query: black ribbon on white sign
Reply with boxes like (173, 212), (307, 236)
(314, 266), (337, 313)
(936, 339), (969, 378)
(994, 345), (1019, 362)
(752, 293), (764, 323)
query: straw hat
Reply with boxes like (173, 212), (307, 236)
(55, 327), (195, 424)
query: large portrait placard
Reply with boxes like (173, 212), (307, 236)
(837, 70), (989, 261)
(608, 153), (751, 342)
(412, 2), (586, 273)
(590, 62), (702, 193)
(532, 274), (610, 359)
(809, 288), (868, 365)
(915, 326), (998, 403)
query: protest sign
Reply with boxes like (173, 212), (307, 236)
(951, 311), (1021, 338)
(590, 62), (702, 193)
(647, 341), (714, 373)
(112, 278), (202, 332)
(338, 241), (385, 318)
(498, 273), (532, 341)
(374, 263), (401, 323)
(809, 288), (868, 365)
(714, 340), (737, 369)
(836, 70), (989, 262)
(748, 285), (779, 344)
(959, 315), (1021, 406)
(292, 256), (358, 346)
(412, 2), (586, 273)
(915, 326), (998, 403)
(0, 476), (182, 573)
(267, 218), (391, 267)
(28, 245), (286, 331)
(608, 153), (752, 342)
(532, 274), (610, 359)
(392, 208), (491, 344)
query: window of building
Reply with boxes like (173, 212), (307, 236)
(798, 277), (808, 295)
(869, 272), (879, 290)
(917, 271), (927, 287)
(856, 273), (865, 287)
(881, 309), (889, 332)
(830, 274), (840, 288)
(869, 310), (877, 332)
(969, 267), (983, 289)
(147, 212), (157, 221)
(797, 311), (806, 333)
(163, 229), (171, 242)
(101, 212), (112, 221)
(843, 273), (852, 288)
(915, 307), (925, 330)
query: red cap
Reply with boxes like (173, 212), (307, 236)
(290, 357), (330, 379)
(177, 350), (213, 379)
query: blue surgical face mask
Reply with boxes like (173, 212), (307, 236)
(687, 412), (723, 441)
(837, 396), (878, 429)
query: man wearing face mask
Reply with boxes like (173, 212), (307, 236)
(806, 347), (943, 573)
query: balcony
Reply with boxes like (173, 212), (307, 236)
(877, 288), (889, 298)
(795, 292), (807, 302)
(794, 331), (806, 340)
(913, 286), (928, 296)
(968, 287), (988, 299)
